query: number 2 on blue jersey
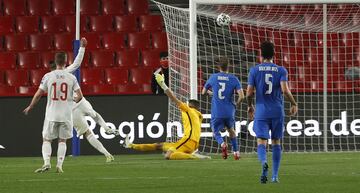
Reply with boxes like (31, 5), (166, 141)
(265, 73), (273, 94)
(218, 82), (226, 99)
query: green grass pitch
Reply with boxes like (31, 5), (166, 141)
(0, 152), (359, 193)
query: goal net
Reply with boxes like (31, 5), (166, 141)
(155, 1), (360, 153)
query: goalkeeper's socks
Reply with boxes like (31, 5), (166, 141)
(56, 142), (67, 168)
(272, 144), (282, 179)
(230, 137), (238, 152)
(257, 144), (267, 165)
(86, 134), (111, 156)
(42, 141), (52, 166)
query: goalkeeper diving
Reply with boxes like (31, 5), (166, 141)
(124, 71), (210, 160)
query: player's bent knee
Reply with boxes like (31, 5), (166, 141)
(271, 139), (281, 145)
(58, 138), (67, 143)
(257, 138), (268, 145)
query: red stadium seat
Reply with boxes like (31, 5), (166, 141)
(18, 86), (38, 95)
(0, 53), (16, 69)
(330, 48), (352, 66)
(89, 16), (114, 32)
(81, 69), (104, 85)
(53, 0), (75, 15)
(102, 33), (126, 50)
(0, 37), (3, 51)
(340, 32), (359, 47)
(116, 84), (143, 94)
(128, 32), (151, 49)
(54, 33), (75, 51)
(102, 0), (125, 15)
(0, 17), (15, 34)
(28, 0), (51, 16)
(5, 34), (28, 51)
(142, 50), (160, 67)
(82, 33), (101, 50)
(281, 47), (304, 67)
(130, 68), (153, 84)
(139, 15), (163, 32)
(29, 34), (53, 51)
(114, 16), (137, 32)
(0, 71), (5, 85)
(18, 52), (41, 69)
(105, 68), (129, 85)
(267, 31), (292, 47)
(293, 32), (317, 47)
(78, 51), (91, 68)
(127, 0), (149, 15)
(81, 84), (115, 95)
(317, 33), (340, 47)
(0, 85), (17, 96)
(41, 51), (55, 69)
(41, 16), (66, 33)
(80, 0), (100, 15)
(64, 16), (87, 32)
(115, 50), (139, 67)
(152, 32), (168, 51)
(306, 48), (324, 67)
(16, 16), (39, 34)
(355, 48), (360, 66)
(91, 51), (115, 68)
(3, 0), (26, 16)
(30, 69), (49, 86)
(6, 70), (29, 86)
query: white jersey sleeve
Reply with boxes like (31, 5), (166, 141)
(39, 73), (50, 91)
(65, 47), (85, 74)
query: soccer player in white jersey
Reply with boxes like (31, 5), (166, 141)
(23, 51), (83, 173)
(50, 38), (118, 163)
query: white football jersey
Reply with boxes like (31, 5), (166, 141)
(39, 70), (80, 123)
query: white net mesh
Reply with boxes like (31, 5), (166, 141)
(155, 1), (360, 153)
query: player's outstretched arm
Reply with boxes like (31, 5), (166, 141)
(155, 73), (182, 106)
(280, 81), (298, 116)
(246, 85), (255, 120)
(23, 89), (45, 115)
(65, 37), (87, 73)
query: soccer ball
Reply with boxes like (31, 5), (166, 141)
(216, 13), (231, 26)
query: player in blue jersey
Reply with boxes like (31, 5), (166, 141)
(246, 41), (298, 184)
(202, 57), (244, 160)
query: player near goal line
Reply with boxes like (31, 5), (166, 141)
(23, 47), (84, 173)
(247, 41), (298, 183)
(202, 57), (244, 160)
(124, 71), (210, 160)
(48, 38), (119, 164)
(24, 38), (118, 173)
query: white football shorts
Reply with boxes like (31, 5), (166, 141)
(73, 98), (97, 136)
(42, 120), (73, 140)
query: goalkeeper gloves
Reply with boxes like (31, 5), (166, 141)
(155, 74), (168, 91)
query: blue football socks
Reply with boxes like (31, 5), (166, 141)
(230, 137), (238, 152)
(272, 144), (282, 179)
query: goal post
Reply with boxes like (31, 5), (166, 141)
(155, 0), (360, 153)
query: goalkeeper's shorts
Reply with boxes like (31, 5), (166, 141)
(163, 138), (199, 154)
